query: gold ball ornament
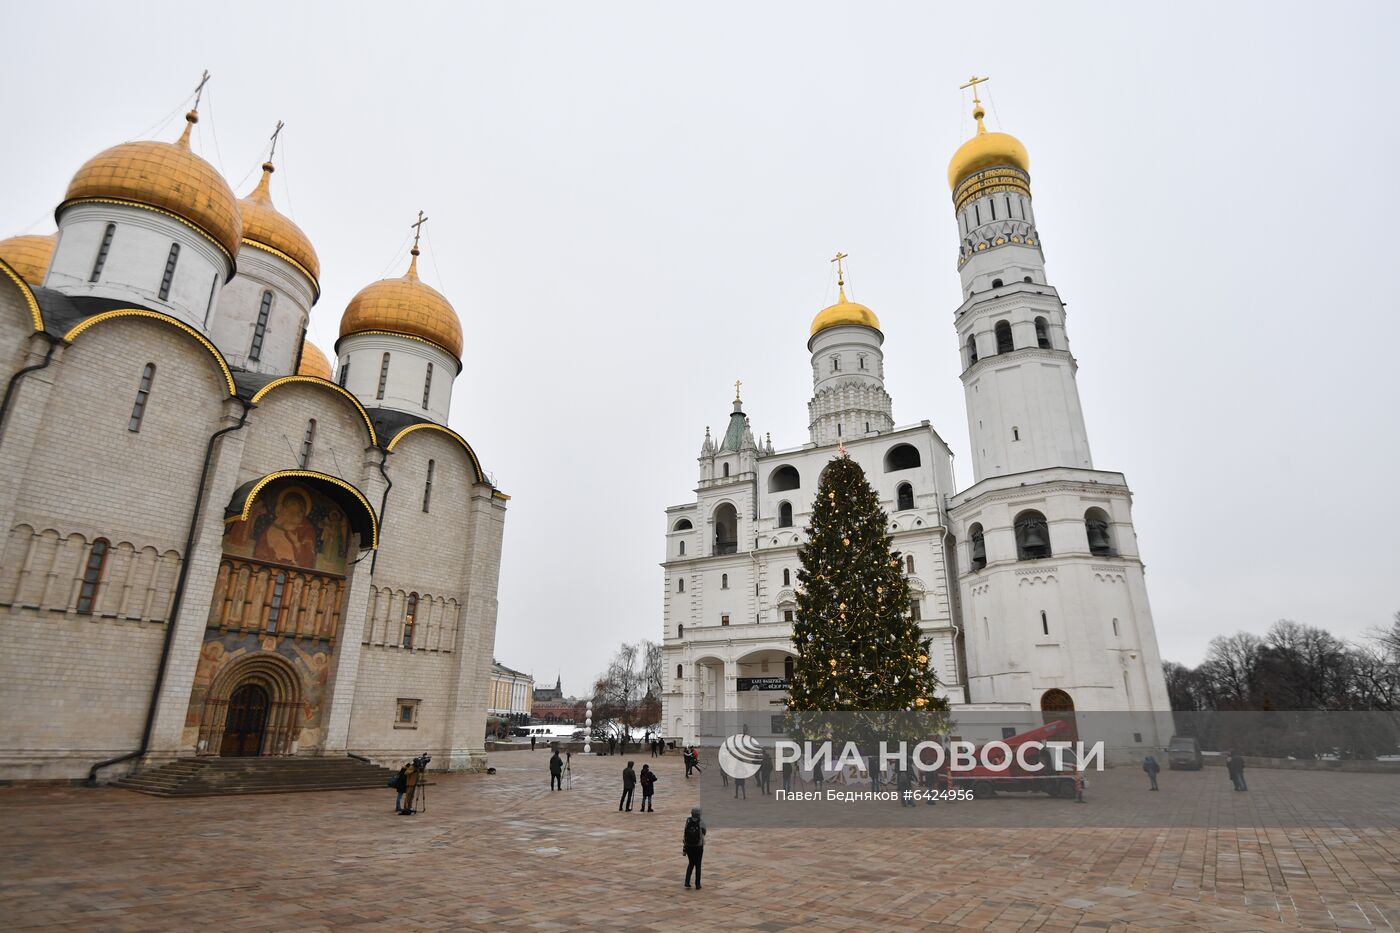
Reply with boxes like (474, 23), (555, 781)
(842, 538), (850, 546)
(915, 697), (927, 708)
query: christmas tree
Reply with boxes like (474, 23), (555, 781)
(787, 448), (948, 714)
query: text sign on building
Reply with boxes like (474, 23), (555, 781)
(738, 677), (789, 691)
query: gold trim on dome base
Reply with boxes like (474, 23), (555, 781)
(57, 197), (236, 271)
(0, 258), (44, 332)
(63, 308), (236, 395)
(229, 469), (378, 549)
(953, 166), (1032, 213)
(250, 376), (377, 445)
(385, 422), (486, 484)
(338, 328), (463, 371)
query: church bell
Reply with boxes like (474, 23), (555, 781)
(1086, 520), (1112, 554)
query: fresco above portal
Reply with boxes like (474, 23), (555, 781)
(223, 479), (350, 576)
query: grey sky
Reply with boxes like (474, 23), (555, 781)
(6, 2), (1397, 694)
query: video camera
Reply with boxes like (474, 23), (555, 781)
(411, 752), (432, 773)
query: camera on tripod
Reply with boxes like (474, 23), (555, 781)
(411, 752), (432, 773)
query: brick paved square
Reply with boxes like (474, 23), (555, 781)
(1, 753), (1397, 931)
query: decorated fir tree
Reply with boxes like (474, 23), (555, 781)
(787, 448), (948, 713)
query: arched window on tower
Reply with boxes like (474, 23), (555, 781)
(969, 522), (987, 570)
(768, 465), (800, 492)
(778, 501), (793, 528)
(423, 460), (434, 512)
(249, 290), (273, 361)
(75, 538), (110, 614)
(128, 363), (156, 432)
(677, 664), (684, 678)
(906, 554), (916, 574)
(1035, 316), (1052, 349)
(784, 657), (795, 680)
(722, 462), (730, 478)
(677, 625), (684, 639)
(721, 573), (729, 590)
(1084, 507), (1116, 557)
(782, 568), (791, 586)
(90, 223), (116, 282)
(967, 334), (978, 365)
(678, 541), (686, 556)
(158, 243), (180, 301)
(673, 518), (693, 531)
(377, 353), (391, 400)
(338, 358), (350, 388)
(299, 419), (316, 468)
(1014, 510), (1051, 560)
(403, 593), (419, 648)
(991, 278), (1003, 288)
(995, 320), (1014, 354)
(896, 482), (914, 511)
(422, 362), (433, 409)
(883, 444), (921, 472)
(677, 578), (684, 592)
(712, 503), (738, 555)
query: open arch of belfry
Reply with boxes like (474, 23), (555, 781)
(198, 652), (304, 757)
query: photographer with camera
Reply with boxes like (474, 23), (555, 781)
(398, 753), (432, 815)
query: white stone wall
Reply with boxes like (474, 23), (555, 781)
(47, 203), (229, 331)
(337, 333), (456, 425)
(211, 248), (315, 375)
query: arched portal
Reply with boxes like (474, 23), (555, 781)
(199, 652), (304, 757)
(1040, 688), (1077, 743)
(222, 683), (270, 757)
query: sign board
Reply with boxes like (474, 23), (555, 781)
(737, 677), (789, 691)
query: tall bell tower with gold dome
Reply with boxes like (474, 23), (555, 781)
(807, 252), (894, 445)
(944, 78), (1172, 737)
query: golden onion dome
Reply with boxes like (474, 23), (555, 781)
(0, 233), (57, 287)
(810, 284), (880, 337)
(297, 340), (333, 379)
(58, 111), (242, 262)
(339, 249), (463, 359)
(947, 102), (1030, 191)
(239, 162), (320, 287)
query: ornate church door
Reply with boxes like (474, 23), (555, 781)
(221, 683), (270, 757)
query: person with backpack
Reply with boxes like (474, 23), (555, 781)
(619, 760), (636, 811)
(682, 806), (706, 889)
(1142, 754), (1160, 791)
(390, 764), (409, 813)
(639, 763), (657, 811)
(549, 749), (564, 791)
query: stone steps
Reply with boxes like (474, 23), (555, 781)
(113, 756), (399, 797)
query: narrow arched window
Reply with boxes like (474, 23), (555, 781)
(858, 354), (867, 371)
(677, 625), (685, 640)
(1012, 427), (1020, 442)
(896, 482), (914, 511)
(1035, 316), (1051, 349)
(249, 290), (273, 361)
(1014, 510), (1051, 560)
(422, 362), (433, 409)
(1111, 618), (1120, 637)
(722, 463), (730, 478)
(778, 501), (793, 528)
(266, 571), (287, 632)
(967, 334), (978, 365)
(910, 599), (922, 621)
(679, 541), (686, 556)
(128, 363), (156, 432)
(831, 355), (840, 372)
(403, 593), (419, 648)
(75, 538), (110, 614)
(377, 353), (391, 400)
(991, 278), (1003, 288)
(906, 554), (916, 573)
(784, 657), (794, 680)
(338, 358), (350, 388)
(678, 578), (685, 593)
(721, 573), (729, 590)
(1041, 610), (1049, 636)
(995, 320), (1014, 354)
(90, 223), (116, 282)
(158, 243), (180, 301)
(423, 460), (434, 513)
(969, 522), (987, 571)
(299, 419), (316, 468)
(677, 664), (684, 678)
(783, 568), (791, 586)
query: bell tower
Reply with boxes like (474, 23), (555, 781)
(943, 79), (1173, 753)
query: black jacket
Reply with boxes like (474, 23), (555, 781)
(623, 766), (636, 788)
(549, 753), (563, 775)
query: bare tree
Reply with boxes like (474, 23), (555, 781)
(591, 640), (663, 746)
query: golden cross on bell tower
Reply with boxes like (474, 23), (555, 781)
(959, 74), (988, 106)
(831, 250), (849, 300)
(410, 210), (429, 255)
(734, 379), (743, 402)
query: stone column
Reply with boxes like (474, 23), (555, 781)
(145, 400), (251, 761)
(442, 486), (508, 771)
(321, 446), (388, 754)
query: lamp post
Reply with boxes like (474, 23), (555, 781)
(584, 701), (593, 755)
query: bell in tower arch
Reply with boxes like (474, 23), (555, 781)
(1085, 511), (1114, 557)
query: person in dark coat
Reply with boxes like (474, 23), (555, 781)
(758, 749), (772, 795)
(549, 750), (563, 791)
(1227, 750), (1248, 791)
(781, 758), (794, 792)
(392, 764), (409, 813)
(682, 806), (706, 889)
(896, 765), (915, 807)
(530, 735), (536, 751)
(811, 759), (824, 789)
(1143, 754), (1160, 791)
(619, 761), (636, 811)
(608, 735), (616, 756)
(684, 745), (694, 778)
(639, 763), (657, 811)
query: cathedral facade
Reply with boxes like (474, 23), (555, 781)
(0, 102), (506, 781)
(661, 88), (1173, 755)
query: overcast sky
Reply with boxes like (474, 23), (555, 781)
(6, 2), (1397, 694)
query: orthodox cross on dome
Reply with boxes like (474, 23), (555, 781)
(192, 70), (211, 110)
(268, 120), (285, 163)
(959, 74), (988, 106)
(837, 440), (848, 458)
(831, 251), (849, 301)
(179, 71), (212, 147)
(734, 379), (743, 402)
(410, 210), (430, 256)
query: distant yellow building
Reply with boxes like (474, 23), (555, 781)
(488, 661), (533, 724)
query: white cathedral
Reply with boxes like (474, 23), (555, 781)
(0, 91), (506, 781)
(661, 86), (1173, 753)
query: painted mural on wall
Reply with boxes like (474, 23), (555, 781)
(183, 631), (334, 753)
(223, 479), (350, 575)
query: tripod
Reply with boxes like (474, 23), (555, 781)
(401, 756), (430, 814)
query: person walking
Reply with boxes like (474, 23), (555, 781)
(1228, 750), (1248, 791)
(733, 771), (746, 799)
(897, 766), (915, 807)
(640, 763), (657, 811)
(690, 746), (702, 775)
(759, 749), (772, 795)
(682, 806), (706, 890)
(619, 760), (637, 811)
(608, 735), (616, 756)
(811, 759), (824, 789)
(1143, 754), (1160, 791)
(530, 734), (536, 752)
(684, 746), (694, 779)
(549, 749), (564, 791)
(391, 764), (409, 813)
(781, 758), (793, 792)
